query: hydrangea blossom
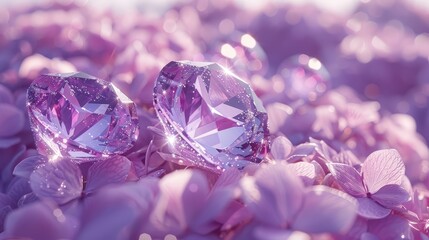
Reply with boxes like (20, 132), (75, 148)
(1, 0), (429, 239)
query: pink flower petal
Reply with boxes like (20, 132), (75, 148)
(271, 136), (293, 160)
(0, 206), (12, 232)
(0, 84), (14, 104)
(292, 186), (358, 234)
(0, 137), (21, 149)
(13, 155), (47, 179)
(285, 162), (316, 186)
(371, 184), (410, 208)
(212, 167), (242, 190)
(30, 159), (83, 205)
(286, 143), (317, 163)
(362, 149), (405, 194)
(265, 103), (292, 133)
(0, 103), (24, 137)
(2, 201), (75, 239)
(221, 206), (252, 231)
(0, 193), (12, 207)
(367, 215), (412, 240)
(149, 170), (209, 235)
(332, 150), (361, 166)
(241, 164), (304, 227)
(254, 227), (309, 240)
(191, 187), (236, 234)
(6, 177), (32, 203)
(85, 156), (132, 193)
(79, 181), (157, 240)
(311, 161), (325, 184)
(17, 193), (38, 207)
(343, 216), (368, 239)
(310, 138), (337, 161)
(356, 198), (391, 219)
(328, 163), (366, 197)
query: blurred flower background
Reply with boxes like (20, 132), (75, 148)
(1, 0), (429, 239)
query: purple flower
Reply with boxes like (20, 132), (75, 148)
(18, 155), (134, 205)
(328, 149), (410, 219)
(270, 136), (317, 163)
(142, 168), (239, 237)
(1, 200), (76, 240)
(237, 163), (358, 237)
(77, 178), (159, 240)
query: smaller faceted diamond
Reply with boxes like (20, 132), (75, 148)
(27, 72), (139, 161)
(153, 61), (269, 171)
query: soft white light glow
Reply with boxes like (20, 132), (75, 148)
(241, 34), (257, 48)
(221, 43), (237, 59)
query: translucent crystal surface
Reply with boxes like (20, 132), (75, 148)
(27, 72), (139, 161)
(153, 61), (269, 171)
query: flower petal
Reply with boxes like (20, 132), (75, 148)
(6, 177), (32, 204)
(367, 215), (412, 240)
(271, 136), (293, 160)
(371, 184), (410, 208)
(285, 162), (316, 186)
(212, 167), (242, 190)
(0, 84), (14, 104)
(85, 156), (132, 193)
(2, 201), (75, 239)
(0, 193), (12, 207)
(13, 155), (47, 179)
(0, 104), (24, 137)
(241, 164), (304, 227)
(328, 163), (366, 197)
(79, 180), (157, 240)
(286, 143), (317, 163)
(221, 206), (252, 231)
(332, 150), (361, 166)
(30, 159), (83, 205)
(149, 170), (209, 235)
(17, 193), (39, 207)
(0, 137), (21, 149)
(356, 198), (391, 219)
(266, 103), (292, 133)
(362, 149), (405, 194)
(292, 186), (358, 234)
(0, 206), (12, 232)
(191, 187), (236, 234)
(254, 227), (309, 240)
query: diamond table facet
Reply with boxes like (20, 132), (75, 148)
(153, 61), (269, 171)
(27, 72), (139, 161)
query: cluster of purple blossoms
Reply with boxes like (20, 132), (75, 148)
(1, 0), (429, 239)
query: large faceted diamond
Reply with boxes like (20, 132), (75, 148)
(27, 72), (139, 161)
(153, 61), (269, 171)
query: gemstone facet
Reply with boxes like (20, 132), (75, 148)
(153, 61), (269, 171)
(27, 72), (139, 161)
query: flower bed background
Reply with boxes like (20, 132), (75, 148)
(1, 0), (429, 239)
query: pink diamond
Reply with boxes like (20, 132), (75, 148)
(153, 61), (269, 171)
(27, 72), (139, 161)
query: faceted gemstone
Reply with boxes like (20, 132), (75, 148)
(153, 61), (269, 171)
(27, 72), (139, 161)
